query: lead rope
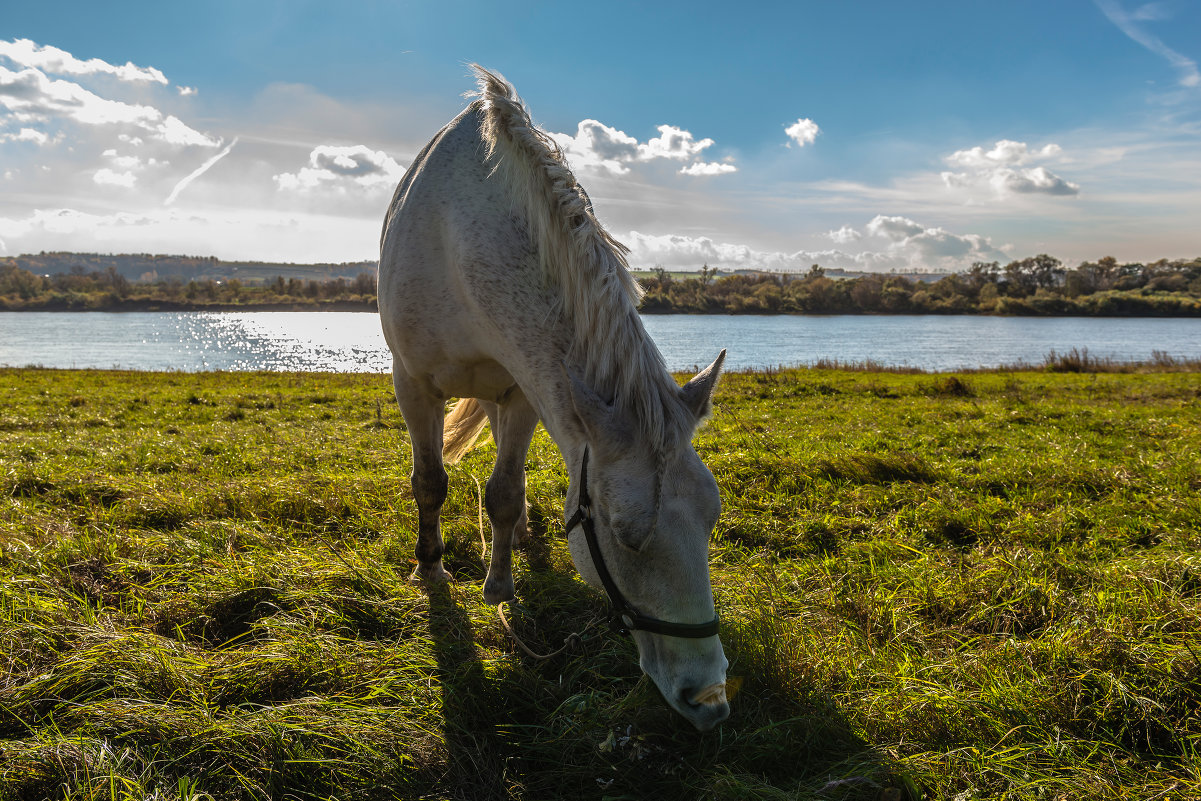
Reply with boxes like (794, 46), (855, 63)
(471, 475), (593, 660)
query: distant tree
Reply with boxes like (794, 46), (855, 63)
(1113, 261), (1148, 290)
(965, 261), (1000, 291)
(0, 263), (45, 299)
(1028, 254), (1065, 289)
(850, 273), (884, 311)
(353, 272), (376, 295)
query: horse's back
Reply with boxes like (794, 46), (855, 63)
(378, 105), (546, 401)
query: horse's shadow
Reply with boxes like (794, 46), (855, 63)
(426, 581), (512, 800)
(422, 511), (919, 800)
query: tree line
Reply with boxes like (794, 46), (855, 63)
(0, 263), (378, 310)
(6, 251), (375, 283)
(638, 256), (1201, 316)
(2, 254), (1200, 315)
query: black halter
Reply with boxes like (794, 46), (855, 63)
(565, 447), (720, 639)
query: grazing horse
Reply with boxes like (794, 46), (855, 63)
(378, 65), (730, 730)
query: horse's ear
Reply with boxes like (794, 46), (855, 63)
(680, 349), (726, 424)
(563, 363), (633, 449)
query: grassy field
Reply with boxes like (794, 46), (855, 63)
(1, 365), (1199, 800)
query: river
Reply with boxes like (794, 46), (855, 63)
(1, 311), (1199, 373)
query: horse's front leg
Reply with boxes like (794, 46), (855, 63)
(482, 393), (539, 604)
(392, 365), (452, 583)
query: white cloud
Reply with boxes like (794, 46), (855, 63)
(274, 144), (406, 192)
(638, 124), (714, 161)
(679, 161), (737, 176)
(0, 126), (48, 144)
(865, 214), (1007, 264)
(785, 118), (820, 147)
(0, 38), (167, 84)
(108, 154), (140, 170)
(98, 150), (164, 173)
(988, 166), (1079, 195)
(549, 119), (639, 174)
(826, 224), (862, 244)
(178, 85), (197, 96)
(550, 118), (733, 177)
(941, 139), (1079, 197)
(946, 140), (1061, 168)
(93, 168), (136, 187)
(625, 231), (766, 269)
(158, 115), (219, 147)
(866, 215), (926, 241)
(0, 64), (219, 146)
(1095, 0), (1200, 87)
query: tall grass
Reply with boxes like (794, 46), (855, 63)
(1, 365), (1199, 799)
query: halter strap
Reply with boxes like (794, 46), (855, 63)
(566, 447), (720, 639)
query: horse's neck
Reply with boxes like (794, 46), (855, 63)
(527, 362), (590, 464)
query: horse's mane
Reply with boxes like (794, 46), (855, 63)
(469, 65), (693, 449)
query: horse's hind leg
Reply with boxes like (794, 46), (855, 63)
(481, 391), (539, 604)
(392, 364), (452, 583)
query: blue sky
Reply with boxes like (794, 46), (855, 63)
(2, 0), (1199, 272)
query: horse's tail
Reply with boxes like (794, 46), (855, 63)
(443, 398), (490, 463)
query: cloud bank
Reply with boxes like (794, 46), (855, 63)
(624, 215), (1006, 274)
(0, 47), (218, 148)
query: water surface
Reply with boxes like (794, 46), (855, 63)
(2, 311), (1199, 373)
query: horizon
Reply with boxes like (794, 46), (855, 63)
(2, 2), (1199, 272)
(18, 249), (1196, 280)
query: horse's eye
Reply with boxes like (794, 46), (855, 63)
(609, 515), (654, 551)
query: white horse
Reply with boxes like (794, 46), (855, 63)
(378, 66), (730, 730)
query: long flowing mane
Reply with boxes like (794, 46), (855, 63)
(469, 65), (693, 448)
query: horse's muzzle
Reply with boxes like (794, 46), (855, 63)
(680, 682), (732, 731)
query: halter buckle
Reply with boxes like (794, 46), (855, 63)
(609, 608), (638, 635)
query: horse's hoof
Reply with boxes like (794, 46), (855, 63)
(410, 563), (453, 584)
(483, 575), (515, 604)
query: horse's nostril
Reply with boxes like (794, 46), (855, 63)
(683, 682), (727, 707)
(680, 685), (731, 730)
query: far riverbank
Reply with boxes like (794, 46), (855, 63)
(4, 255), (1201, 316)
(3, 292), (1201, 316)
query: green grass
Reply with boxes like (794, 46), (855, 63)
(1, 366), (1199, 800)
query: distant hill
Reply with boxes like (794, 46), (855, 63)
(10, 252), (376, 284)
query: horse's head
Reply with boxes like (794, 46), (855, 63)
(565, 352), (730, 731)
